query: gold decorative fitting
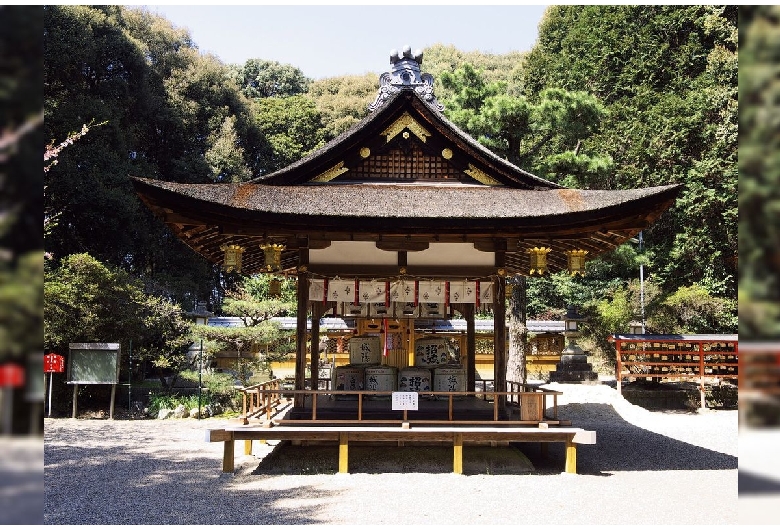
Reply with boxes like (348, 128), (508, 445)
(310, 161), (349, 183)
(464, 164), (502, 186)
(382, 112), (431, 143)
(399, 266), (407, 275)
(220, 244), (244, 274)
(260, 243), (285, 272)
(360, 147), (371, 158)
(566, 249), (589, 276)
(297, 265), (308, 273)
(497, 268), (506, 277)
(527, 247), (551, 275)
(441, 148), (453, 160)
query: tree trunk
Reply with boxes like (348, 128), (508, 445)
(507, 275), (528, 385)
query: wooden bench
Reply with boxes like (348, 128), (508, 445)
(206, 424), (596, 475)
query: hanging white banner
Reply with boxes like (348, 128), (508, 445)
(479, 281), (494, 305)
(390, 280), (417, 303)
(359, 280), (387, 304)
(448, 281), (477, 304)
(309, 279), (326, 302)
(418, 280), (445, 304)
(327, 279), (356, 302)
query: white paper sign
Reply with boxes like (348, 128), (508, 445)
(359, 280), (387, 303)
(392, 391), (419, 410)
(309, 279), (326, 301)
(328, 279), (356, 302)
(418, 280), (445, 304)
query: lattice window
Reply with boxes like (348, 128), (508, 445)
(345, 146), (471, 183)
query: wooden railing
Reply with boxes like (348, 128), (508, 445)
(239, 380), (562, 427)
(240, 379), (284, 423)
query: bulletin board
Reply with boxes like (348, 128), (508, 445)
(67, 343), (120, 384)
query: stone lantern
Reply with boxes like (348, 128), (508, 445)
(550, 305), (599, 384)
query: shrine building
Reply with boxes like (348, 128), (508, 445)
(132, 46), (680, 418)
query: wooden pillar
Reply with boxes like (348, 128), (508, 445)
(565, 439), (577, 474)
(295, 251), (309, 409)
(71, 384), (78, 419)
(464, 304), (476, 392)
(453, 433), (464, 474)
(338, 431), (349, 473)
(493, 275), (507, 418)
(109, 383), (116, 420)
(223, 439), (235, 473)
(310, 302), (322, 391)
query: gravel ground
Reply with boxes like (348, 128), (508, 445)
(44, 382), (740, 526)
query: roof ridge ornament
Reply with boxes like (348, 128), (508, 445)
(368, 45), (444, 113)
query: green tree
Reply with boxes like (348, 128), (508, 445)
(439, 64), (612, 184)
(253, 95), (326, 172)
(229, 58), (310, 99)
(44, 5), (266, 307)
(306, 73), (376, 139)
(44, 253), (193, 387)
(193, 275), (297, 384)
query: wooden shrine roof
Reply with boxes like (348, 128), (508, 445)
(131, 48), (681, 277)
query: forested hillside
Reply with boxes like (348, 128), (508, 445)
(43, 5), (741, 363)
(739, 6), (780, 338)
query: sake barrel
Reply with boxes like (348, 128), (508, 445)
(349, 335), (382, 365)
(364, 365), (397, 399)
(333, 365), (364, 400)
(433, 366), (466, 399)
(398, 367), (432, 393)
(414, 337), (449, 366)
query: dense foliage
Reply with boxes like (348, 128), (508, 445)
(739, 6), (780, 339)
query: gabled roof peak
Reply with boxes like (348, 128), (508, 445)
(368, 45), (444, 113)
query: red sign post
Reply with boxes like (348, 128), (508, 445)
(44, 353), (65, 417)
(44, 353), (65, 373)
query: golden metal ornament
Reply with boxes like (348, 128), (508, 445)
(220, 244), (244, 273)
(567, 249), (589, 276)
(527, 247), (551, 275)
(260, 243), (285, 272)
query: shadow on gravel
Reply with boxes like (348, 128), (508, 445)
(44, 441), (333, 525)
(739, 470), (780, 495)
(252, 442), (535, 475)
(518, 402), (737, 476)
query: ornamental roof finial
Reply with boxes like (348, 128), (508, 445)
(368, 45), (444, 113)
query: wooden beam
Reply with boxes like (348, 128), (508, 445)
(310, 302), (323, 392)
(376, 240), (430, 252)
(464, 304), (476, 392)
(493, 275), (507, 418)
(295, 250), (309, 408)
